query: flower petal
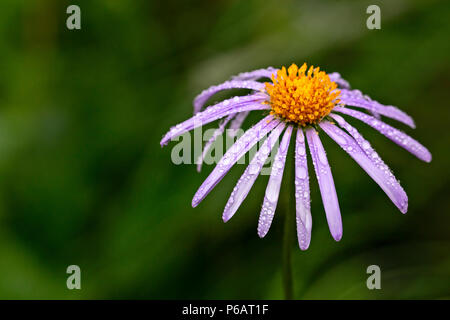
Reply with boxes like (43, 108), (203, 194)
(334, 106), (432, 162)
(222, 122), (286, 222)
(192, 115), (280, 207)
(231, 67), (277, 81)
(338, 89), (415, 128)
(328, 72), (351, 89)
(160, 94), (268, 146)
(196, 114), (235, 172)
(306, 128), (343, 241)
(193, 80), (266, 114)
(322, 118), (408, 213)
(228, 111), (249, 138)
(294, 129), (312, 250)
(258, 125), (293, 238)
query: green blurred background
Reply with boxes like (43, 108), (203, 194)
(0, 0), (448, 299)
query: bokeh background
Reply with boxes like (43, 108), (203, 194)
(0, 0), (448, 299)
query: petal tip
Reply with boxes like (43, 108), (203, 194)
(299, 241), (310, 251)
(400, 201), (408, 214)
(419, 149), (432, 163)
(160, 135), (170, 147)
(405, 116), (416, 129)
(257, 229), (267, 238)
(332, 231), (343, 242)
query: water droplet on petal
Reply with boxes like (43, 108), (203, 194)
(296, 166), (306, 179)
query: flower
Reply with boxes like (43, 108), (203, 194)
(160, 63), (431, 250)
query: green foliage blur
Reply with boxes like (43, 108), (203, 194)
(0, 0), (448, 299)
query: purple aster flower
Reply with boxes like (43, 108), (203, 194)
(160, 63), (431, 251)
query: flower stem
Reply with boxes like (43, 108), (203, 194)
(282, 134), (295, 300)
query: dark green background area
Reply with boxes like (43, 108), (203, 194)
(0, 0), (448, 299)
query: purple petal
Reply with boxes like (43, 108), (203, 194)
(160, 94), (268, 146)
(192, 115), (279, 207)
(258, 125), (293, 238)
(371, 111), (381, 119)
(228, 111), (249, 138)
(322, 118), (408, 213)
(193, 80), (266, 114)
(328, 72), (351, 89)
(338, 89), (416, 128)
(196, 114), (235, 172)
(222, 122), (286, 222)
(231, 67), (277, 81)
(294, 129), (312, 250)
(333, 107), (432, 162)
(306, 128), (343, 241)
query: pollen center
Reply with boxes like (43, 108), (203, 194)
(265, 63), (340, 126)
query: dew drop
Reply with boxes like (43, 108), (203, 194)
(296, 166), (306, 179)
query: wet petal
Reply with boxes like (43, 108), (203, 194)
(294, 129), (312, 250)
(193, 80), (266, 114)
(258, 125), (293, 238)
(334, 106), (432, 162)
(228, 111), (249, 138)
(160, 94), (268, 146)
(231, 67), (278, 81)
(338, 89), (415, 128)
(306, 128), (343, 241)
(192, 115), (280, 207)
(222, 122), (286, 222)
(328, 72), (351, 89)
(322, 118), (408, 213)
(196, 114), (235, 172)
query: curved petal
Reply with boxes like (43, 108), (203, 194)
(160, 94), (268, 146)
(192, 115), (280, 207)
(321, 119), (408, 213)
(333, 107), (432, 162)
(231, 67), (278, 81)
(222, 122), (286, 222)
(306, 128), (343, 241)
(196, 114), (235, 172)
(193, 80), (266, 114)
(228, 111), (249, 138)
(338, 89), (415, 128)
(328, 72), (351, 89)
(258, 125), (293, 238)
(294, 129), (312, 250)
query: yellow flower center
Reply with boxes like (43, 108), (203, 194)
(265, 63), (340, 126)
